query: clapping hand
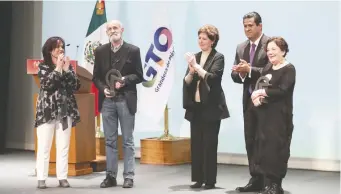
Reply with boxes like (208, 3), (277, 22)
(55, 54), (64, 73)
(232, 59), (251, 73)
(184, 52), (194, 63)
(185, 52), (202, 73)
(63, 56), (70, 72)
(184, 52), (195, 74)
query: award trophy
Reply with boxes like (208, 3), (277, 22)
(254, 75), (272, 104)
(105, 69), (123, 97)
(96, 69), (123, 137)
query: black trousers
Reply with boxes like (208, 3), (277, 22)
(243, 98), (262, 182)
(190, 103), (221, 185)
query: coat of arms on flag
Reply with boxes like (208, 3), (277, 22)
(84, 41), (102, 66)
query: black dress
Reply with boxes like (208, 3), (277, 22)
(252, 63), (296, 185)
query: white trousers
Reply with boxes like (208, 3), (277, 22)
(36, 117), (72, 180)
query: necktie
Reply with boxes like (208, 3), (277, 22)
(249, 43), (256, 94)
(250, 43), (256, 65)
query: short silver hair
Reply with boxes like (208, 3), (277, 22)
(106, 20), (124, 29)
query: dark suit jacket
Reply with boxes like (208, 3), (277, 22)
(183, 49), (230, 122)
(92, 41), (143, 115)
(231, 34), (270, 112)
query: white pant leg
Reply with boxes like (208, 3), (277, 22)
(36, 121), (56, 180)
(55, 117), (72, 180)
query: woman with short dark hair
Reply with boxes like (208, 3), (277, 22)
(35, 36), (80, 189)
(251, 36), (295, 194)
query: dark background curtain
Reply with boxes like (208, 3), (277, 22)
(0, 2), (12, 154)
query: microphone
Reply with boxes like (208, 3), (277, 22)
(65, 43), (80, 60)
(64, 44), (70, 56)
(76, 45), (79, 60)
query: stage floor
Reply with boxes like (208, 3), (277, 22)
(0, 150), (339, 194)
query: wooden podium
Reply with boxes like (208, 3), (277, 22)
(27, 59), (96, 176)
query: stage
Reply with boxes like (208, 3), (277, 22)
(0, 150), (339, 194)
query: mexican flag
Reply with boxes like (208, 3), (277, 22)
(81, 0), (108, 117)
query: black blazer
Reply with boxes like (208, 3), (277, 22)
(183, 49), (230, 122)
(231, 34), (270, 112)
(92, 41), (143, 115)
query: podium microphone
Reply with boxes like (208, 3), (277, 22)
(65, 44), (80, 60)
(65, 44), (70, 56)
(75, 45), (79, 60)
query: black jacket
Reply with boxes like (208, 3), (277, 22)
(183, 49), (230, 122)
(92, 41), (143, 115)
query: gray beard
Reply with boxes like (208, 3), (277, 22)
(110, 35), (121, 43)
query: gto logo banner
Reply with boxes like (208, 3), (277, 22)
(142, 27), (175, 92)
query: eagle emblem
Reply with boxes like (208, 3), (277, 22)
(96, 0), (105, 15)
(84, 41), (102, 66)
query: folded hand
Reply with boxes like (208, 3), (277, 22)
(252, 95), (264, 107)
(251, 89), (266, 101)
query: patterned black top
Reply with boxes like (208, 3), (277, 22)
(34, 62), (81, 129)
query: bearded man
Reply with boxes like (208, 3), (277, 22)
(92, 20), (143, 189)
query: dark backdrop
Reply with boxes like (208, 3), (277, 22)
(0, 1), (12, 154)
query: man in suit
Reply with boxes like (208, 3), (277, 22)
(231, 12), (270, 192)
(92, 20), (143, 189)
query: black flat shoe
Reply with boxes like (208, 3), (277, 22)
(204, 184), (215, 189)
(190, 182), (203, 188)
(258, 183), (283, 194)
(236, 182), (263, 192)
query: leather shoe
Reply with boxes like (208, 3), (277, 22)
(204, 184), (215, 189)
(123, 178), (133, 188)
(100, 175), (117, 188)
(236, 182), (263, 192)
(59, 179), (70, 188)
(37, 180), (47, 189)
(190, 182), (203, 188)
(258, 183), (283, 194)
